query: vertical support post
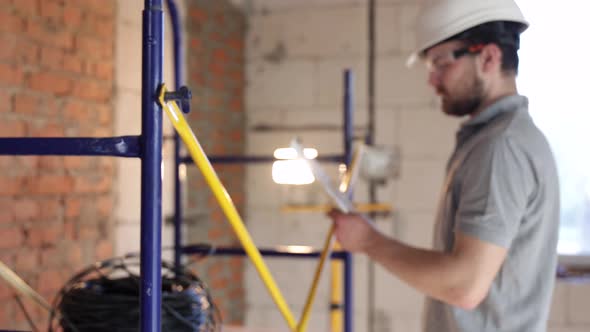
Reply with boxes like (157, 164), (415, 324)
(165, 0), (184, 276)
(141, 1), (164, 332)
(343, 70), (354, 166)
(343, 70), (354, 332)
(343, 254), (353, 332)
(366, 1), (377, 330)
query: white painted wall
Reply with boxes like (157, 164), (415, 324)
(241, 1), (590, 332)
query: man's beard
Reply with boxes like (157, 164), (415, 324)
(438, 75), (485, 117)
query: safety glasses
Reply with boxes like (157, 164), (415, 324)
(424, 44), (486, 73)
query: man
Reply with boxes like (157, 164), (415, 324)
(328, 0), (560, 331)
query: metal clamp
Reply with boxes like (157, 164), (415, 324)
(162, 85), (192, 114)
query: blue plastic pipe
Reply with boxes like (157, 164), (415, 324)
(141, 1), (164, 331)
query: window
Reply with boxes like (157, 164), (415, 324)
(516, 1), (590, 258)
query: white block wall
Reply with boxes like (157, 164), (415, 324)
(241, 0), (590, 331)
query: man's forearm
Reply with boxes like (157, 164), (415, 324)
(365, 232), (482, 309)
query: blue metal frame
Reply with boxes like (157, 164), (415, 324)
(165, 0), (184, 277)
(164, 2), (355, 331)
(140, 1), (164, 331)
(0, 1), (355, 330)
(182, 245), (350, 260)
(343, 69), (354, 332)
(181, 154), (346, 164)
(0, 137), (141, 157)
(344, 71), (354, 167)
(0, 1), (166, 331)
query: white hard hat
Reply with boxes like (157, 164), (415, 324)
(407, 0), (529, 66)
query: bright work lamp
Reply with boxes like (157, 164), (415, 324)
(272, 147), (318, 185)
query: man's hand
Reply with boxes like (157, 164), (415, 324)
(327, 209), (381, 253)
(328, 209), (507, 309)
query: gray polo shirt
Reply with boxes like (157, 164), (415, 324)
(423, 95), (560, 332)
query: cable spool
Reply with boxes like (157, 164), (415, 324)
(48, 256), (220, 332)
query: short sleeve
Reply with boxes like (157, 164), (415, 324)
(454, 136), (533, 248)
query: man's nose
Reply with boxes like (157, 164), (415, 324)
(428, 70), (441, 88)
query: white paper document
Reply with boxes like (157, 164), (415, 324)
(291, 139), (355, 213)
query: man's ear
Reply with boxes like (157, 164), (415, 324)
(480, 44), (503, 73)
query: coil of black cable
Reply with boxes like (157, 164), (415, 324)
(48, 257), (220, 332)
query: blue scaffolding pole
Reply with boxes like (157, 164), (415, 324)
(0, 0), (355, 329)
(0, 1), (166, 331)
(140, 0), (164, 331)
(343, 69), (355, 332)
(164, 0), (185, 277)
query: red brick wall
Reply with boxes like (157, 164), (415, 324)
(0, 0), (115, 329)
(185, 0), (246, 326)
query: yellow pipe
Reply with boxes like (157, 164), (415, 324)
(325, 145), (365, 332)
(297, 148), (363, 332)
(297, 224), (336, 332)
(158, 85), (297, 331)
